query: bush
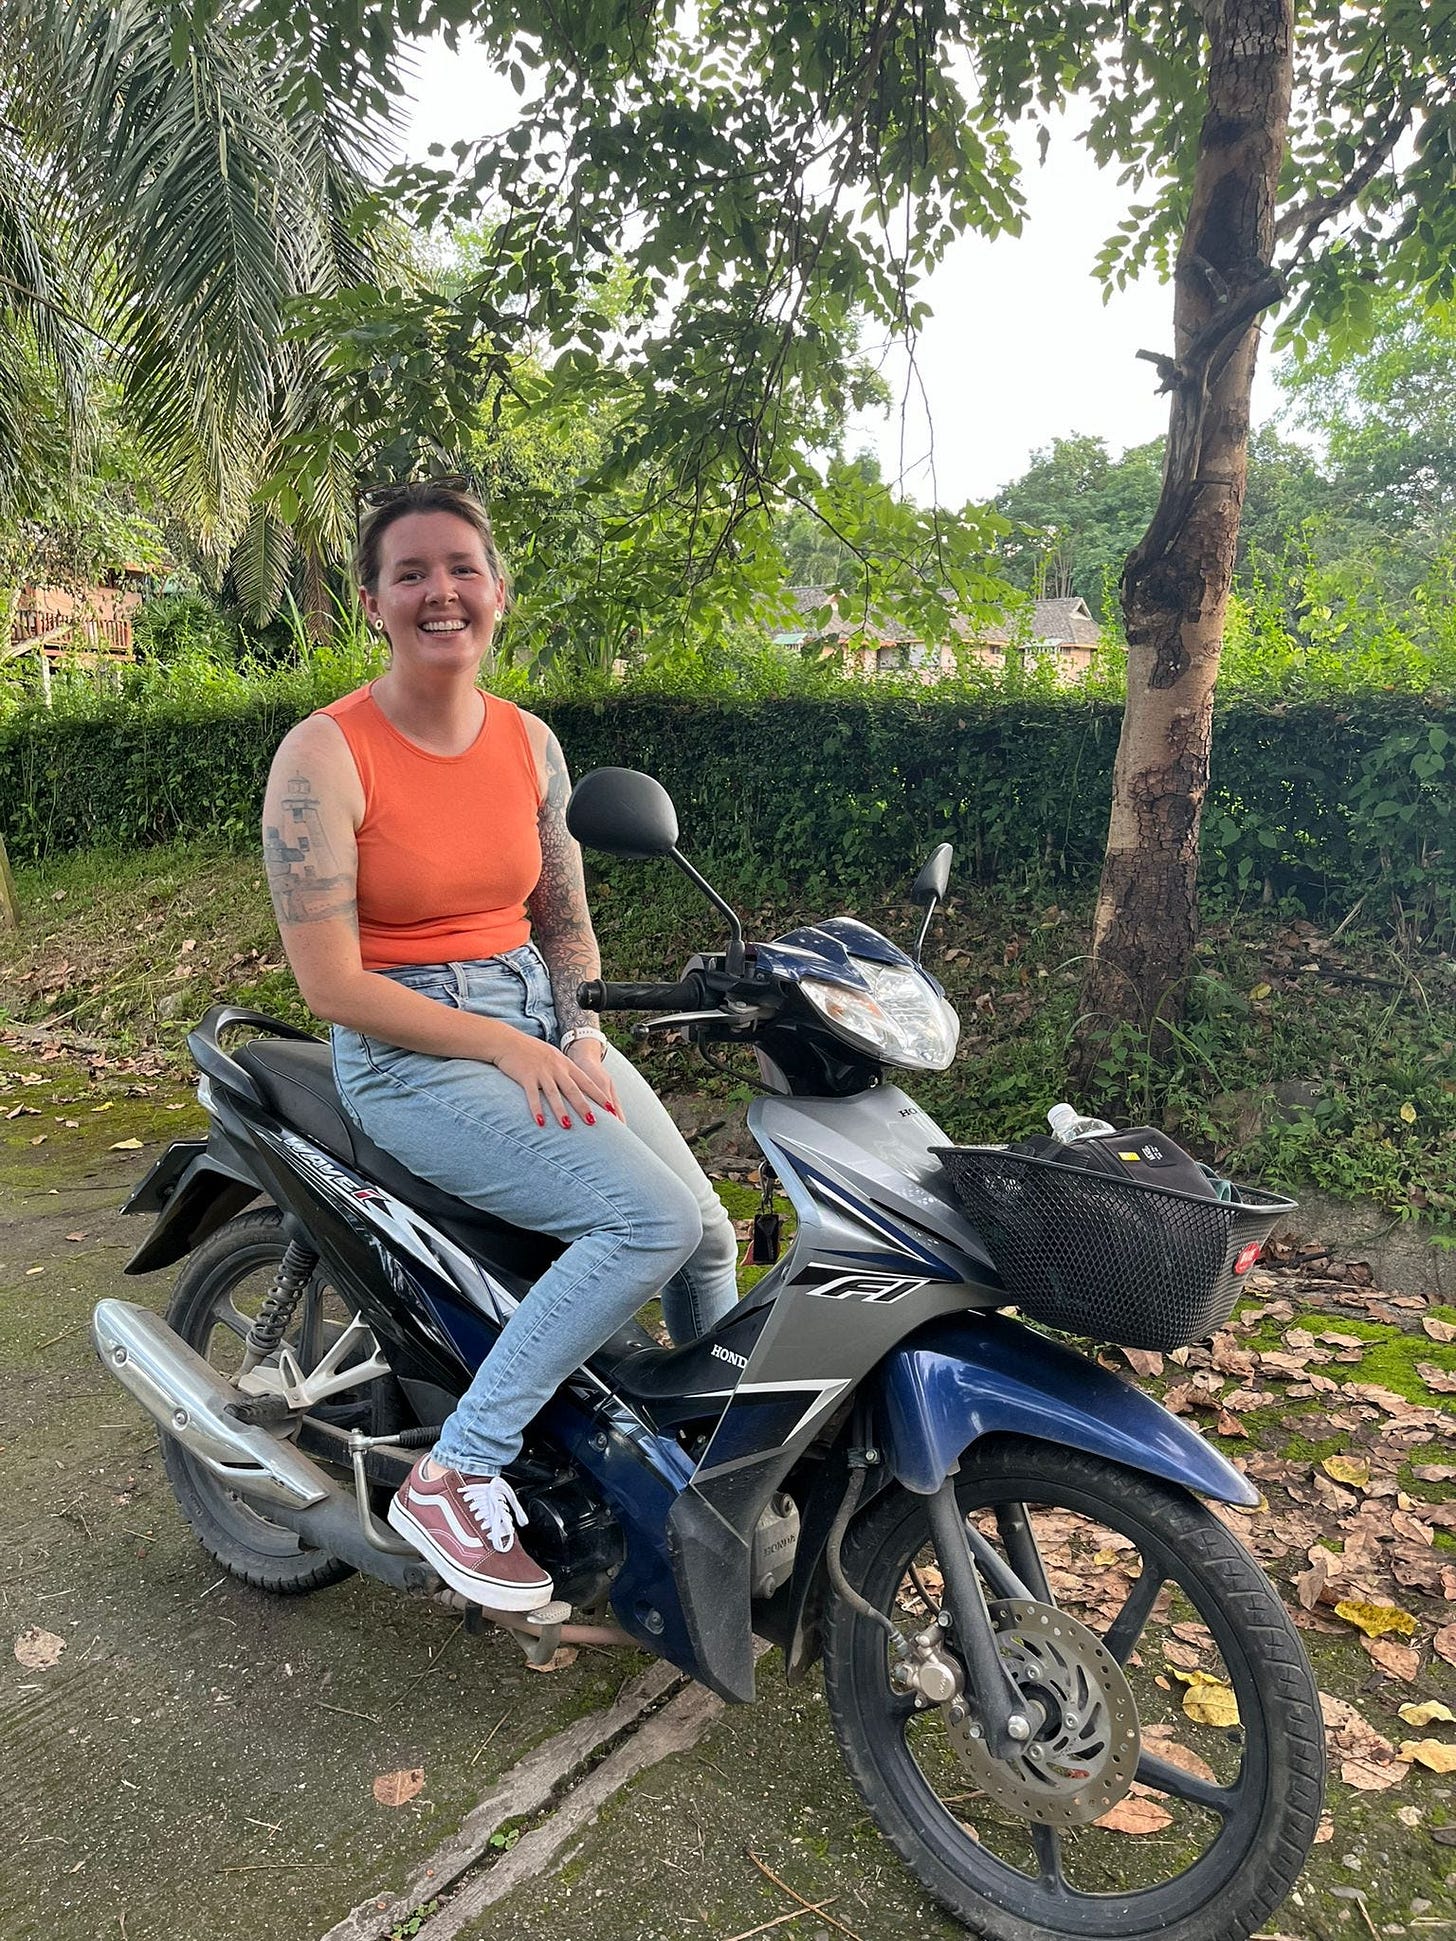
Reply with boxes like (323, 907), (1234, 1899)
(2, 678), (1455, 938)
(131, 593), (241, 666)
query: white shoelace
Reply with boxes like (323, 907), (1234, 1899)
(459, 1475), (529, 1553)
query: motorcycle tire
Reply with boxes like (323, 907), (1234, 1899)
(822, 1436), (1324, 1941)
(159, 1207), (387, 1596)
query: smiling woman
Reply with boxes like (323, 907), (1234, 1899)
(259, 479), (741, 1611)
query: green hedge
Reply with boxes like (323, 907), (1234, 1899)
(3, 691), (1454, 931)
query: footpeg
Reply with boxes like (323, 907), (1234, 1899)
(516, 1599), (572, 1664)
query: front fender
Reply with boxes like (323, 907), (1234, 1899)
(877, 1313), (1258, 1506)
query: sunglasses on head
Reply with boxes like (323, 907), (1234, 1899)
(357, 473), (472, 511)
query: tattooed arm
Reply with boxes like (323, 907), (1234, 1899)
(526, 726), (602, 1039)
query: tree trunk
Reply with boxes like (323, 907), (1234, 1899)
(0, 834), (20, 934)
(1077, 0), (1294, 1073)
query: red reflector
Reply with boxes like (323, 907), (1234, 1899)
(1233, 1241), (1262, 1276)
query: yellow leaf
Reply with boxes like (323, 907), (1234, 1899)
(110, 1137), (144, 1151)
(1334, 1600), (1419, 1639)
(1175, 1670), (1241, 1728)
(1398, 1739), (1456, 1773)
(1249, 983), (1272, 1001)
(1400, 1102), (1417, 1124)
(1321, 1455), (1370, 1488)
(1399, 1702), (1456, 1728)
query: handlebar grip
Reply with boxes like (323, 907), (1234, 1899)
(577, 975), (706, 1012)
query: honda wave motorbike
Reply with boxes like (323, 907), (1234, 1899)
(93, 767), (1324, 1941)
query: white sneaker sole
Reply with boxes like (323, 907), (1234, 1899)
(386, 1494), (555, 1614)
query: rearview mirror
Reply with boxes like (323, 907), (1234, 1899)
(910, 842), (953, 906)
(566, 767), (680, 860)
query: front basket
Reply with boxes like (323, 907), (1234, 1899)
(933, 1146), (1296, 1351)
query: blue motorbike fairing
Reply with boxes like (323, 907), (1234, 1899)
(878, 1313), (1259, 1506)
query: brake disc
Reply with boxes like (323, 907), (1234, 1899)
(945, 1597), (1141, 1828)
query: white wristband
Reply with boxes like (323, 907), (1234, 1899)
(560, 1026), (609, 1054)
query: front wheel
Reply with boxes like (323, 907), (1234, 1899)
(822, 1439), (1324, 1941)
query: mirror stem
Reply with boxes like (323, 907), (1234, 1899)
(670, 849), (746, 975)
(913, 897), (938, 965)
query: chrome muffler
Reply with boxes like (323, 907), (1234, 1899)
(92, 1298), (329, 1511)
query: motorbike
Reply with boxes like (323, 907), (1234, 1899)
(93, 766), (1324, 1941)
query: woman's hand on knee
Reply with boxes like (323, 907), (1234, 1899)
(489, 1036), (619, 1129)
(566, 1038), (625, 1125)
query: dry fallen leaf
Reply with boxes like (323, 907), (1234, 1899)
(1340, 1752), (1410, 1792)
(109, 1138), (144, 1151)
(525, 1645), (579, 1675)
(1314, 1813), (1335, 1844)
(1121, 1347), (1164, 1379)
(14, 1626), (65, 1671)
(1321, 1454), (1370, 1488)
(1422, 1317), (1456, 1344)
(1399, 1701), (1456, 1728)
(1363, 1636), (1421, 1683)
(1140, 1722), (1218, 1783)
(1333, 1599), (1418, 1640)
(372, 1767), (425, 1808)
(1095, 1795), (1173, 1835)
(1432, 1622), (1456, 1668)
(1398, 1739), (1456, 1773)
(1416, 1362), (1456, 1394)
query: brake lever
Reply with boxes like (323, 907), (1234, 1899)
(629, 1005), (776, 1040)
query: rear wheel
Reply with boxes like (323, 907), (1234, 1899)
(822, 1439), (1324, 1941)
(160, 1208), (390, 1594)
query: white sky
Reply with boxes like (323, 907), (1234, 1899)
(404, 38), (1280, 508)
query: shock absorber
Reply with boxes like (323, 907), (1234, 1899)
(239, 1237), (319, 1376)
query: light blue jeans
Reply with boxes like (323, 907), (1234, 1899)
(331, 944), (741, 1474)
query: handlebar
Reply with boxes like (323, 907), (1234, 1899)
(577, 975), (708, 1013)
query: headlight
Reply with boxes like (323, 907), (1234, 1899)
(800, 958), (960, 1070)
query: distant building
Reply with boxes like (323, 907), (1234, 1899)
(10, 567), (151, 662)
(774, 588), (1104, 683)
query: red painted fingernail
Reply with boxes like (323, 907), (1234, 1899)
(561, 1115), (572, 1128)
(584, 1111), (596, 1126)
(536, 1113), (546, 1126)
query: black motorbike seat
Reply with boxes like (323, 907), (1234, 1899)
(234, 1039), (563, 1285)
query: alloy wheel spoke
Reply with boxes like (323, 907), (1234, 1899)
(1103, 1561), (1165, 1663)
(213, 1299), (253, 1341)
(994, 1503), (1053, 1604)
(1030, 1821), (1069, 1891)
(1135, 1750), (1240, 1819)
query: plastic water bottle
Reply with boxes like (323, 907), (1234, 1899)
(1047, 1102), (1117, 1144)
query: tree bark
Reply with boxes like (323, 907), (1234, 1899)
(1077, 0), (1294, 1071)
(0, 834), (20, 934)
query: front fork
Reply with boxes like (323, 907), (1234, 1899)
(827, 1453), (1039, 1759)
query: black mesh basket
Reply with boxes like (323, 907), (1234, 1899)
(933, 1145), (1297, 1351)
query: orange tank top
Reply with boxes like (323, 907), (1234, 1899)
(319, 684), (543, 972)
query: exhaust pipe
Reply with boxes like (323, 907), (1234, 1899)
(93, 1298), (438, 1594)
(93, 1298), (330, 1511)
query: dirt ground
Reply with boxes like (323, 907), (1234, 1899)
(4, 1040), (1456, 1941)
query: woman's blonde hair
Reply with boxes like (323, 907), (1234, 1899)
(354, 481), (508, 597)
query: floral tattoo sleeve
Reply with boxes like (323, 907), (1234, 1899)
(528, 731), (601, 1037)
